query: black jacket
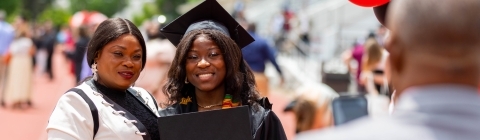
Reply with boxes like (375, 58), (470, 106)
(158, 95), (287, 140)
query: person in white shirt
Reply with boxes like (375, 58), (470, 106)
(47, 18), (160, 140)
(297, 0), (480, 139)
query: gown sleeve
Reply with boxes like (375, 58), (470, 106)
(46, 91), (95, 140)
(253, 109), (288, 140)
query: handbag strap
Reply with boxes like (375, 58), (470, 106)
(67, 88), (99, 139)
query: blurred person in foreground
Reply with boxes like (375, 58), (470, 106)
(3, 23), (36, 109)
(47, 18), (160, 139)
(135, 21), (176, 104)
(297, 0), (480, 139)
(240, 21), (284, 97)
(158, 0), (287, 139)
(0, 10), (15, 107)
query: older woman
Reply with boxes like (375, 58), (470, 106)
(46, 18), (160, 140)
(158, 1), (287, 140)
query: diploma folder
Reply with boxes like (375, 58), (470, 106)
(158, 106), (253, 140)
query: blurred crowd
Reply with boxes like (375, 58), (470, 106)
(4, 0), (480, 139)
(0, 12), (48, 109)
(0, 0), (377, 136)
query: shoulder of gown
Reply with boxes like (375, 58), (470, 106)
(251, 97), (288, 140)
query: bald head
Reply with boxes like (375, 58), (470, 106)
(386, 0), (480, 98)
(388, 0), (480, 48)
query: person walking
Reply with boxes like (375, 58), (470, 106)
(241, 22), (284, 97)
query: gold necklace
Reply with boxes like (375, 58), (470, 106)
(197, 103), (223, 109)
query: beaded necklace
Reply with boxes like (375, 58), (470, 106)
(197, 94), (240, 109)
(221, 94), (240, 109)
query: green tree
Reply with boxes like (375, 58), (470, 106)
(0, 0), (21, 20)
(132, 3), (160, 26)
(1, 0), (59, 23)
(155, 0), (190, 23)
(155, 0), (202, 23)
(69, 0), (128, 17)
(21, 0), (55, 21)
(37, 7), (72, 27)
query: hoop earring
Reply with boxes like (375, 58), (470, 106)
(91, 62), (98, 81)
(184, 77), (189, 84)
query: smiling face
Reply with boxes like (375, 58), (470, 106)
(95, 34), (143, 90)
(185, 35), (226, 93)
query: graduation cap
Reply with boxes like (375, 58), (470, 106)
(160, 0), (254, 48)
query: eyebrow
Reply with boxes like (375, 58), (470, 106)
(112, 45), (142, 52)
(188, 46), (220, 52)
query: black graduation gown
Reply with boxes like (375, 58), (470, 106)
(158, 93), (287, 140)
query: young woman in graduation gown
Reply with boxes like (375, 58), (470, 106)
(159, 28), (287, 140)
(46, 18), (161, 140)
(157, 1), (287, 139)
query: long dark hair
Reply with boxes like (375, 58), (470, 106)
(163, 29), (260, 108)
(86, 18), (146, 70)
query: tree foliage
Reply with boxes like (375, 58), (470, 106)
(132, 3), (159, 26)
(1, 0), (58, 23)
(69, 0), (128, 17)
(2, 0), (128, 25)
(37, 7), (72, 27)
(155, 0), (189, 23)
(21, 0), (55, 21)
(0, 0), (21, 20)
(155, 0), (202, 23)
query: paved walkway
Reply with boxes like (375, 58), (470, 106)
(0, 47), (296, 140)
